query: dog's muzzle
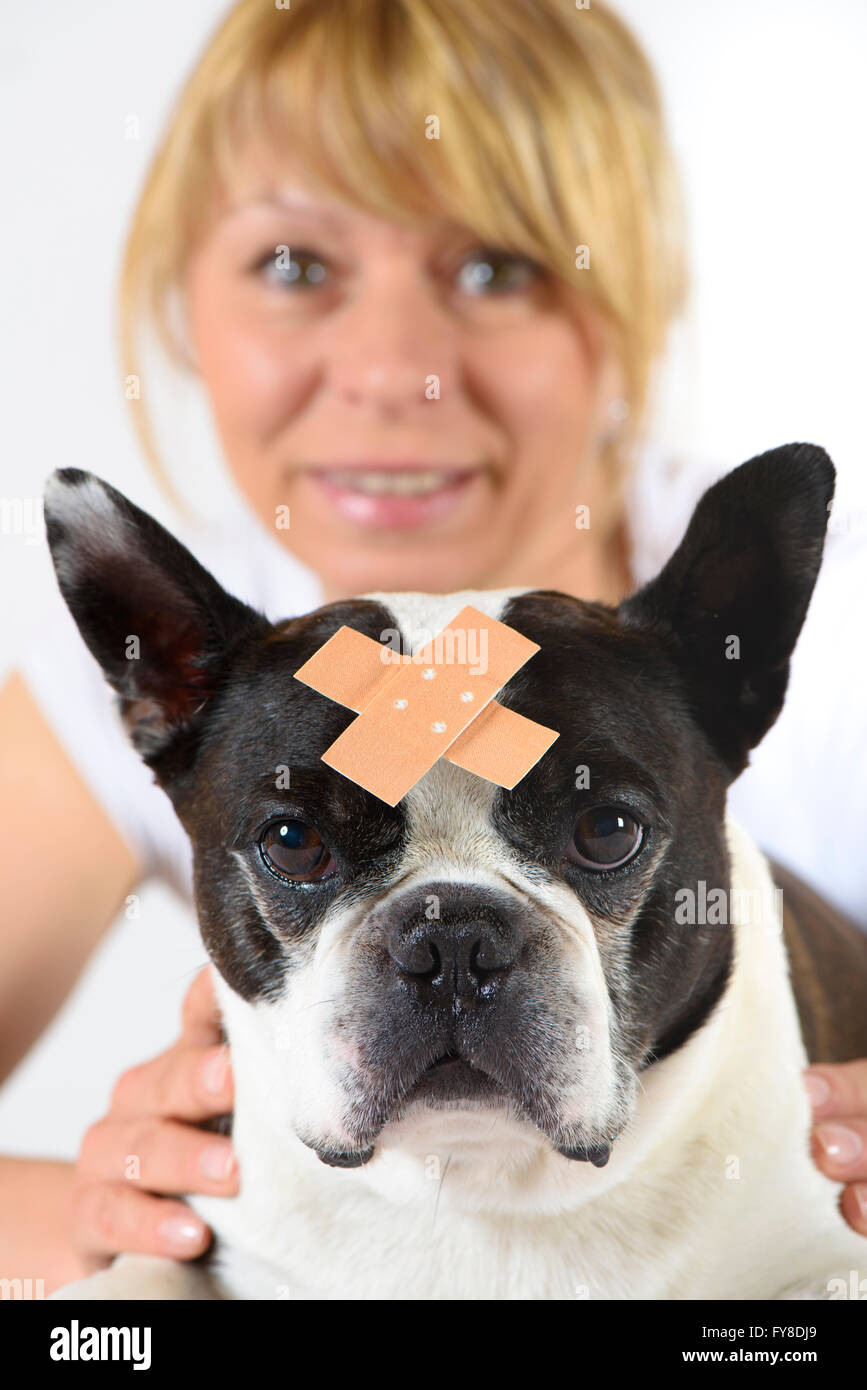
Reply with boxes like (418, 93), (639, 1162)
(299, 881), (620, 1171)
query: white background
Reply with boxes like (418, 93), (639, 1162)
(1, 0), (865, 1157)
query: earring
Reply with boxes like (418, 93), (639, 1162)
(608, 397), (630, 428)
(598, 396), (629, 449)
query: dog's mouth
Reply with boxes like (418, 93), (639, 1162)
(397, 1049), (509, 1110)
(394, 1054), (612, 1167)
(304, 1040), (621, 1172)
(300, 1049), (511, 1170)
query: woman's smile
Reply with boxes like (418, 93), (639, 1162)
(296, 461), (489, 529)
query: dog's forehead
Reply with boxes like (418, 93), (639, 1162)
(208, 587), (536, 786)
(200, 586), (698, 844)
(216, 586), (689, 786)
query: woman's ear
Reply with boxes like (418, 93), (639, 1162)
(618, 442), (835, 776)
(44, 469), (269, 766)
(586, 332), (629, 451)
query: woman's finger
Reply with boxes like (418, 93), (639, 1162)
(70, 1181), (212, 1264)
(803, 1060), (867, 1120)
(181, 965), (223, 1046)
(110, 1043), (233, 1123)
(809, 1115), (867, 1184)
(80, 1115), (239, 1197)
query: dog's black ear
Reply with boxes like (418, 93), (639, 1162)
(619, 442), (834, 776)
(44, 469), (269, 769)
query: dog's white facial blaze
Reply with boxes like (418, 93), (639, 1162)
(399, 761), (628, 1134)
(359, 585), (533, 647)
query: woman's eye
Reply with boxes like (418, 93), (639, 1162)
(255, 247), (328, 289)
(456, 249), (540, 296)
(567, 808), (644, 870)
(259, 819), (337, 883)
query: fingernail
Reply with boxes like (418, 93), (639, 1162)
(200, 1142), (236, 1181)
(816, 1123), (863, 1166)
(202, 1046), (231, 1094)
(803, 1071), (832, 1111)
(158, 1215), (205, 1250)
(855, 1185), (867, 1221)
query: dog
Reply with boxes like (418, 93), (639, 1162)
(44, 442), (867, 1299)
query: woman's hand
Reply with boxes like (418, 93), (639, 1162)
(66, 967), (238, 1275)
(805, 1062), (867, 1236)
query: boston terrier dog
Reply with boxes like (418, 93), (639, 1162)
(45, 443), (867, 1299)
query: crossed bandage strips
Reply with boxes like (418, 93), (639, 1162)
(293, 604), (559, 806)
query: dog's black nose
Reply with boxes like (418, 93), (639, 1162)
(384, 911), (521, 1009)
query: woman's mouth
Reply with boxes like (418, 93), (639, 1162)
(306, 465), (485, 528)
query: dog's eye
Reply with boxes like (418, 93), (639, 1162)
(259, 819), (337, 883)
(567, 807), (643, 870)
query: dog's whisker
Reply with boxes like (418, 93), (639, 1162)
(431, 1151), (453, 1233)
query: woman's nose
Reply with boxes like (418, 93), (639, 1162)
(323, 268), (461, 413)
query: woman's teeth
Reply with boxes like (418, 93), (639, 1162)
(322, 469), (466, 496)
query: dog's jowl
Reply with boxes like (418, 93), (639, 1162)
(44, 444), (867, 1300)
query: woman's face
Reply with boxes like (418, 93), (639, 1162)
(185, 157), (622, 601)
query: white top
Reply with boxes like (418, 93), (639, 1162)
(17, 451), (867, 930)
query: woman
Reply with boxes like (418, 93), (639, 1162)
(1, 0), (865, 1293)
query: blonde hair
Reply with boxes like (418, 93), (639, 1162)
(119, 0), (688, 514)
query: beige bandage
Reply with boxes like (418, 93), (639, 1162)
(293, 604), (559, 806)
